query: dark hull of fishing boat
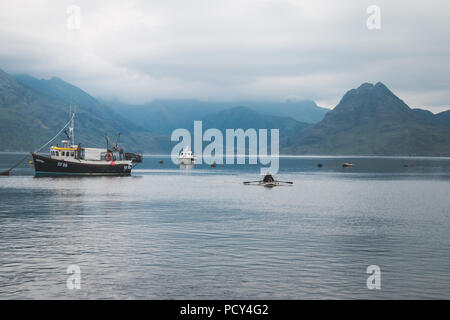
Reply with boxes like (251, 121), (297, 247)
(31, 153), (132, 177)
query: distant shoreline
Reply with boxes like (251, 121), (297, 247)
(2, 151), (449, 160)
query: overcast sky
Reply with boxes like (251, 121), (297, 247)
(0, 0), (449, 112)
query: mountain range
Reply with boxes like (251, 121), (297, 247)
(1, 67), (450, 156)
(0, 68), (319, 152)
(105, 98), (327, 135)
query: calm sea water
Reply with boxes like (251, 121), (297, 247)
(0, 153), (449, 299)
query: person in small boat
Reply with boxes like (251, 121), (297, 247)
(263, 173), (274, 183)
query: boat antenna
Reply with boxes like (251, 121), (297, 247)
(105, 133), (111, 151)
(70, 110), (75, 146)
(113, 133), (121, 151)
(68, 102), (75, 146)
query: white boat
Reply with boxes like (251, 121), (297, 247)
(178, 146), (196, 165)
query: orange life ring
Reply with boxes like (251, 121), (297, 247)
(104, 153), (112, 161)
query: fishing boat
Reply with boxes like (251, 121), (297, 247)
(178, 146), (196, 165)
(30, 113), (142, 177)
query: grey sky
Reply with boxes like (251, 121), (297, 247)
(0, 0), (449, 112)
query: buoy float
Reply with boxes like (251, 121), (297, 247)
(342, 163), (354, 168)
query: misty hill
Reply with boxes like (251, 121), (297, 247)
(412, 108), (450, 126)
(106, 99), (227, 135)
(0, 69), (168, 152)
(287, 82), (450, 156)
(201, 106), (310, 148)
(435, 110), (450, 125)
(241, 100), (329, 123)
(106, 99), (328, 135)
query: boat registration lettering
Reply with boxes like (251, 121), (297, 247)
(57, 162), (68, 168)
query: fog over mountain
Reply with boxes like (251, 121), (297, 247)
(0, 68), (317, 152)
(2, 67), (450, 155)
(0, 1), (450, 112)
(106, 98), (328, 134)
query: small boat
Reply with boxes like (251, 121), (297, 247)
(243, 173), (292, 187)
(342, 163), (354, 168)
(31, 113), (142, 177)
(244, 180), (291, 188)
(178, 146), (196, 165)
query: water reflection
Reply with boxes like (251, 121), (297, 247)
(179, 164), (195, 170)
(0, 154), (450, 299)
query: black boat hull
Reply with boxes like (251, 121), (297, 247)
(31, 153), (132, 177)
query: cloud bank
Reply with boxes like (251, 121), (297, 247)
(1, 0), (449, 111)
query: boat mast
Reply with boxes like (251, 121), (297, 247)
(69, 102), (75, 146)
(70, 112), (75, 146)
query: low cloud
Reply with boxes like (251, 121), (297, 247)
(0, 0), (449, 111)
